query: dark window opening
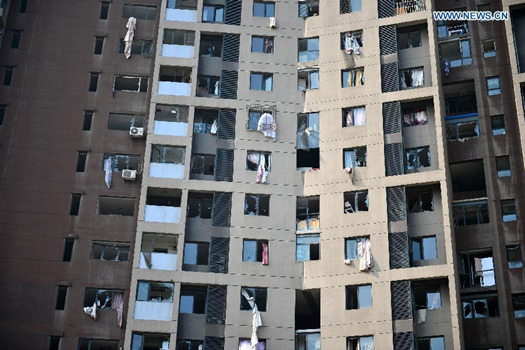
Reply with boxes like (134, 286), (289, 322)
(94, 36), (104, 54)
(345, 284), (372, 309)
(103, 153), (140, 171)
(176, 340), (203, 350)
(164, 29), (195, 45)
(297, 112), (320, 169)
(241, 287), (267, 311)
(407, 190), (433, 213)
(439, 39), (472, 68)
(296, 196), (320, 231)
(400, 67), (424, 89)
(19, 0), (28, 13)
(343, 147), (367, 168)
(200, 34), (223, 57)
(83, 111), (93, 131)
(49, 336), (61, 350)
(295, 289), (320, 330)
(197, 75), (220, 96)
(244, 194), (270, 216)
(62, 238), (74, 262)
(136, 281), (173, 302)
(296, 148), (320, 168)
(346, 336), (374, 350)
(190, 154), (215, 176)
(159, 66), (191, 83)
(76, 151), (88, 172)
(296, 234), (320, 261)
(107, 113), (145, 130)
(4, 66), (14, 86)
(0, 105), (5, 125)
(100, 1), (110, 19)
(88, 72), (99, 92)
(491, 115), (506, 135)
(97, 196), (135, 216)
(11, 30), (22, 49)
(398, 27), (422, 49)
(507, 245), (523, 269)
(118, 39), (153, 56)
(123, 4), (157, 20)
(70, 193), (81, 216)
(55, 286), (68, 310)
(416, 336), (445, 350)
(496, 156), (511, 177)
(180, 285), (207, 314)
(445, 114), (479, 141)
(501, 199), (517, 222)
(246, 151), (271, 171)
(413, 283), (441, 310)
(183, 242), (209, 265)
(151, 145), (185, 164)
(444, 92), (477, 116)
(298, 68), (319, 90)
(453, 200), (489, 226)
(131, 333), (170, 350)
(462, 293), (499, 318)
(243, 239), (268, 262)
(187, 192), (213, 219)
(458, 250), (495, 288)
(405, 146), (430, 170)
(91, 242), (130, 261)
(343, 190), (369, 213)
(298, 0), (319, 17)
(114, 75), (149, 92)
(193, 109), (218, 133)
(78, 339), (119, 350)
(513, 293), (525, 318)
(482, 39), (496, 58)
(450, 160), (486, 198)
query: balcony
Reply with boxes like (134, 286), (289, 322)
(139, 233), (178, 270)
(144, 188), (182, 224)
(166, 0), (197, 22)
(158, 66), (192, 96)
(438, 20), (469, 40)
(395, 0), (426, 15)
(153, 104), (189, 137)
(149, 145), (185, 179)
(452, 199), (489, 226)
(162, 29), (195, 58)
(134, 281), (174, 321)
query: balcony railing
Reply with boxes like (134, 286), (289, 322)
(139, 252), (177, 270)
(144, 205), (181, 224)
(452, 199), (489, 226)
(395, 0), (426, 15)
(134, 300), (172, 321)
(149, 163), (184, 179)
(162, 44), (194, 58)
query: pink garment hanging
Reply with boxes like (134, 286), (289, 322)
(111, 292), (124, 327)
(261, 242), (269, 265)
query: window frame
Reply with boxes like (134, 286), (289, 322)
(240, 287), (268, 311)
(244, 194), (270, 216)
(136, 281), (174, 302)
(343, 190), (369, 213)
(251, 36), (274, 54)
(481, 39), (496, 58)
(298, 37), (320, 62)
(202, 4), (225, 23)
(90, 241), (130, 262)
(190, 154), (215, 175)
(296, 233), (320, 261)
(345, 284), (372, 310)
(250, 72), (273, 91)
(411, 236), (438, 261)
(506, 244), (523, 269)
(123, 3), (158, 20)
(243, 239), (268, 262)
(486, 76), (501, 96)
(495, 156), (511, 178)
(405, 146), (431, 170)
(183, 241), (209, 265)
(344, 236), (369, 260)
(253, 1), (275, 17)
(341, 67), (364, 87)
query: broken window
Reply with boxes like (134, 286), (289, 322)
(177, 340), (204, 350)
(114, 75), (149, 92)
(90, 242), (130, 261)
(240, 339), (266, 350)
(340, 0), (361, 14)
(513, 293), (525, 318)
(84, 288), (124, 308)
(56, 286), (68, 310)
(487, 76), (501, 96)
(501, 199), (517, 222)
(123, 4), (157, 20)
(97, 196), (135, 216)
(78, 339), (119, 350)
(94, 36), (104, 54)
(187, 193), (213, 218)
(11, 30), (22, 49)
(340, 30), (363, 51)
(416, 336), (445, 350)
(340, 106), (366, 129)
(345, 236), (369, 260)
(253, 1), (275, 17)
(167, 0), (197, 10)
(191, 154), (215, 175)
(298, 37), (319, 62)
(49, 336), (61, 350)
(462, 293), (499, 318)
(343, 190), (369, 213)
(141, 233), (177, 256)
(103, 153), (140, 171)
(347, 336), (374, 350)
(458, 250), (495, 288)
(132, 333), (170, 350)
(296, 196), (320, 231)
(107, 113), (145, 130)
(346, 284), (372, 309)
(450, 160), (486, 195)
(70, 193), (82, 216)
(411, 236), (437, 261)
(197, 75), (220, 96)
(400, 67), (424, 89)
(151, 145), (185, 164)
(407, 190), (433, 213)
(397, 27), (422, 49)
(482, 39), (496, 58)
(0, 105), (6, 126)
(88, 72), (99, 91)
(252, 36), (274, 53)
(246, 106), (276, 132)
(247, 151), (271, 171)
(137, 281), (173, 302)
(296, 332), (320, 350)
(244, 194), (270, 216)
(491, 115), (506, 135)
(343, 147), (367, 168)
(199, 34), (223, 57)
(243, 239), (269, 263)
(446, 114), (479, 141)
(342, 67), (364, 87)
(250, 72), (273, 91)
(202, 5), (224, 22)
(159, 66), (191, 83)
(194, 109), (218, 133)
(297, 112), (319, 149)
(118, 38), (153, 56)
(183, 242), (209, 265)
(439, 39), (472, 67)
(76, 151), (88, 172)
(164, 29), (195, 46)
(296, 234), (320, 261)
(63, 238), (74, 262)
(180, 285), (207, 314)
(437, 19), (469, 38)
(405, 146), (430, 170)
(99, 1), (110, 19)
(240, 287), (267, 311)
(506, 245), (523, 269)
(413, 284), (441, 310)
(403, 106), (428, 127)
(453, 200), (489, 226)
(298, 68), (319, 90)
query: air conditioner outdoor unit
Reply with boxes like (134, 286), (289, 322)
(129, 126), (144, 138)
(122, 169), (137, 181)
(269, 17), (276, 28)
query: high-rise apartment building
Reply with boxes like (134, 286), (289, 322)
(1, 0), (525, 349)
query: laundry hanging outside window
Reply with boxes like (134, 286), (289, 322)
(124, 17), (137, 59)
(241, 289), (263, 349)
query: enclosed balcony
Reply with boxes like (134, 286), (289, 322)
(139, 233), (178, 270)
(144, 188), (182, 224)
(149, 145), (185, 179)
(153, 104), (189, 137)
(394, 0), (425, 15)
(134, 281), (174, 321)
(158, 66), (192, 96)
(166, 0), (198, 22)
(162, 29), (195, 58)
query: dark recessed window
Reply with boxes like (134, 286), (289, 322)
(49, 336), (61, 350)
(62, 238), (74, 262)
(76, 151), (88, 172)
(491, 115), (505, 135)
(11, 30), (22, 49)
(94, 36), (105, 54)
(88, 72), (99, 92)
(70, 193), (82, 216)
(4, 66), (14, 86)
(83, 111), (93, 131)
(100, 1), (110, 19)
(0, 105), (6, 126)
(55, 286), (68, 310)
(19, 0), (28, 13)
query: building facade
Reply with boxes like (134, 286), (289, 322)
(1, 0), (525, 349)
